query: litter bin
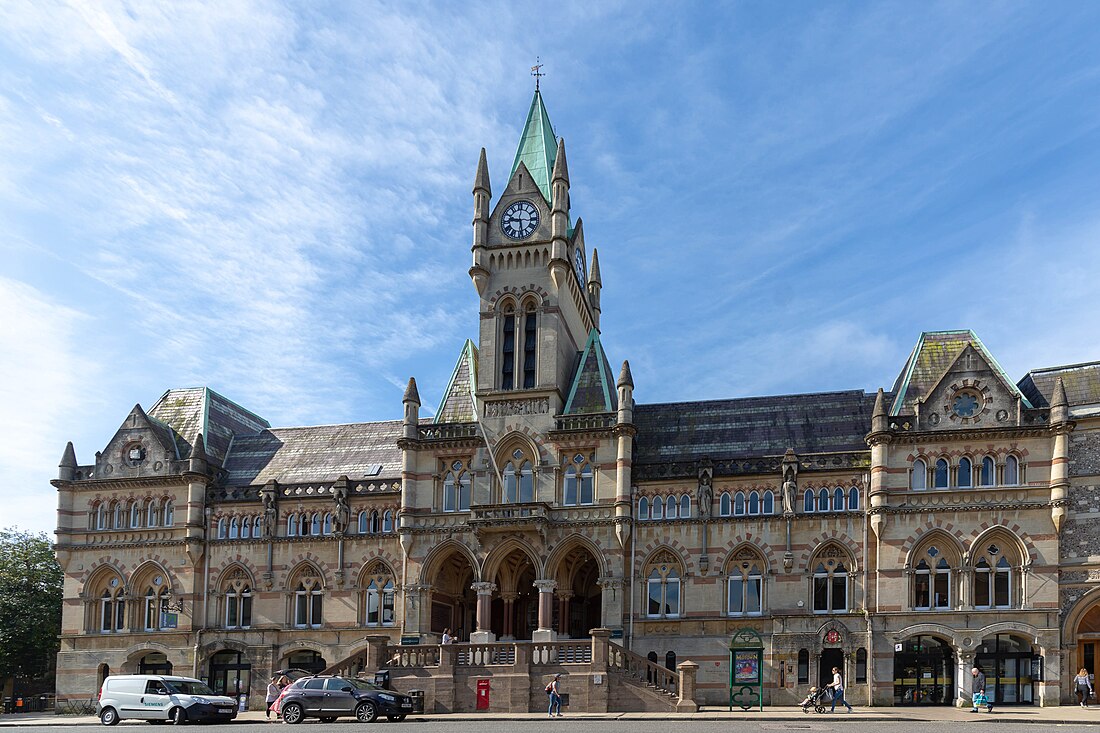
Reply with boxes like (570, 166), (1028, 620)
(407, 690), (425, 714)
(374, 670), (392, 690)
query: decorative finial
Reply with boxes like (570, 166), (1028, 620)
(531, 57), (544, 91)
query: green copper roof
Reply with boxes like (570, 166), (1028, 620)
(890, 330), (1033, 416)
(435, 339), (479, 423)
(564, 329), (617, 415)
(510, 89), (557, 204)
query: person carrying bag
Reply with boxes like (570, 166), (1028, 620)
(1074, 668), (1094, 708)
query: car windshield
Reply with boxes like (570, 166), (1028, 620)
(164, 681), (216, 696)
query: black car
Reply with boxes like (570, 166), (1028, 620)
(276, 675), (414, 724)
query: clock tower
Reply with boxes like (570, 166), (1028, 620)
(469, 88), (602, 412)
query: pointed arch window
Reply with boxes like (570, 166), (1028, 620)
(95, 503), (107, 530)
(933, 459), (949, 489)
(357, 511), (369, 534)
(111, 502), (123, 529)
(293, 576), (324, 628)
(442, 459), (472, 512)
(240, 516), (250, 539)
(817, 488), (830, 512)
(253, 516), (263, 538)
(562, 453), (595, 506)
(797, 649), (809, 684)
(500, 305), (516, 390)
(832, 487), (845, 511)
(911, 458), (928, 490)
(727, 552), (763, 616)
(762, 490), (775, 515)
(369, 511), (380, 534)
(646, 556), (681, 618)
(734, 492), (745, 516)
(523, 303), (537, 389)
(163, 501), (174, 527)
(322, 513), (333, 535)
(223, 573), (253, 629)
(143, 579), (170, 631)
(130, 501), (142, 528)
(719, 492), (731, 517)
(957, 457), (973, 488)
(980, 456), (996, 486)
(665, 495), (677, 519)
(847, 487), (860, 511)
(638, 497), (650, 520)
(651, 496), (664, 520)
(229, 517), (240, 539)
(146, 500), (158, 527)
(811, 549), (849, 613)
(1004, 455), (1020, 486)
(287, 514), (299, 537)
(362, 562), (397, 627)
(680, 494), (690, 518)
(310, 513), (321, 536)
(94, 576), (125, 633)
(217, 518), (228, 539)
(382, 511), (394, 533)
(913, 545), (952, 610)
(803, 490), (814, 513)
(748, 491), (760, 515)
(974, 544), (1012, 608)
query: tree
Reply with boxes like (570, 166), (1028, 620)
(0, 528), (63, 688)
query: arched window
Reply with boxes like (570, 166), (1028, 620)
(638, 497), (649, 520)
(912, 544), (952, 611)
(241, 516), (251, 539)
(382, 511), (394, 533)
(358, 511), (369, 534)
(680, 494), (690, 518)
(130, 501), (142, 528)
(652, 496), (664, 520)
(973, 543), (1013, 608)
(217, 518), (228, 539)
(500, 304), (516, 390)
(442, 459), (473, 512)
(748, 491), (760, 515)
(734, 491), (745, 516)
(665, 651), (676, 671)
(933, 459), (949, 488)
(443, 473), (456, 512)
(811, 547), (849, 613)
(223, 570), (253, 629)
(803, 490), (814, 513)
(832, 487), (845, 511)
(163, 501), (174, 527)
(727, 550), (764, 616)
(287, 514), (299, 537)
(92, 573), (125, 634)
(958, 457), (973, 488)
(720, 493), (732, 517)
(95, 503), (107, 530)
(645, 551), (682, 618)
(142, 580), (170, 631)
(362, 562), (397, 627)
(847, 487), (860, 511)
(146, 500), (158, 527)
(817, 488), (829, 512)
(855, 648), (868, 683)
(762, 491), (775, 515)
(292, 570), (324, 628)
(523, 303), (537, 389)
(310, 513), (321, 536)
(980, 456), (996, 486)
(665, 495), (677, 519)
(253, 516), (263, 539)
(322, 513), (333, 535)
(797, 649), (809, 684)
(911, 459), (927, 491)
(229, 517), (240, 539)
(111, 502), (123, 529)
(1004, 455), (1020, 486)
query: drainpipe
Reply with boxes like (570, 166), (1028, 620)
(195, 506), (212, 678)
(628, 501), (636, 651)
(863, 471), (871, 706)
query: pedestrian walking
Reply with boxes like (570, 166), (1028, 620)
(1074, 667), (1094, 707)
(827, 666), (853, 713)
(970, 667), (993, 713)
(546, 673), (563, 717)
(265, 675), (282, 719)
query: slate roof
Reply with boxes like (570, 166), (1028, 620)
(148, 387), (270, 466)
(633, 390), (880, 465)
(223, 421), (403, 486)
(436, 340), (479, 423)
(563, 330), (618, 415)
(510, 89), (557, 204)
(889, 330), (1031, 415)
(1018, 361), (1100, 408)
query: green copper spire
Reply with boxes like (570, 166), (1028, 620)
(510, 89), (557, 204)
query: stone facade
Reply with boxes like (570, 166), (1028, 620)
(51, 90), (1100, 711)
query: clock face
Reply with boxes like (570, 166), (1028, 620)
(501, 200), (539, 239)
(574, 248), (586, 284)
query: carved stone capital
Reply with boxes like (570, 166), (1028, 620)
(533, 579), (557, 593)
(471, 581), (496, 596)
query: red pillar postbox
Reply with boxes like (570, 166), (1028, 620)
(476, 679), (490, 710)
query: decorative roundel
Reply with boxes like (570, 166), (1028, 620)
(501, 200), (539, 239)
(824, 629), (841, 645)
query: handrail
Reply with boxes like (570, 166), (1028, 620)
(606, 640), (679, 696)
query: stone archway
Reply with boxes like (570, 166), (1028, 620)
(489, 548), (538, 640)
(552, 543), (603, 638)
(423, 545), (478, 641)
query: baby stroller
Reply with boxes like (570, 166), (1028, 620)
(800, 686), (829, 714)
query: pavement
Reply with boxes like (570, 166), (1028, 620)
(4, 704), (1100, 726)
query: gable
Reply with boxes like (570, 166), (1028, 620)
(563, 329), (617, 415)
(435, 340), (479, 423)
(96, 404), (181, 479)
(486, 162), (552, 247)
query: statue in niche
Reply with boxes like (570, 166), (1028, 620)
(262, 489), (278, 538)
(697, 469), (713, 518)
(782, 466), (797, 515)
(334, 482), (351, 534)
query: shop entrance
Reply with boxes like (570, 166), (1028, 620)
(893, 635), (954, 705)
(209, 650), (251, 705)
(818, 648), (844, 688)
(974, 634), (1037, 705)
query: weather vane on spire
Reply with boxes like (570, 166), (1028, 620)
(531, 57), (545, 91)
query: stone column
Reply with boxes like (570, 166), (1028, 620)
(676, 660), (700, 712)
(532, 579), (557, 642)
(500, 592), (517, 640)
(469, 582), (496, 643)
(558, 591), (573, 637)
(597, 577), (624, 631)
(957, 650), (974, 708)
(1039, 642), (1061, 707)
(589, 628), (611, 712)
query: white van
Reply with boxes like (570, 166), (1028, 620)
(97, 675), (238, 725)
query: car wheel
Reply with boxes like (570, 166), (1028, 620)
(355, 701), (377, 723)
(169, 707), (187, 726)
(282, 703), (304, 725)
(320, 717), (337, 723)
(100, 707), (119, 726)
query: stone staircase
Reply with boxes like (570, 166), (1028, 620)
(605, 640), (680, 712)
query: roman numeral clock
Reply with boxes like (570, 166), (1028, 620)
(501, 200), (539, 239)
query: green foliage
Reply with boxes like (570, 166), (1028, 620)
(0, 528), (63, 682)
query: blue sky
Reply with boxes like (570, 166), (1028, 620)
(3, 2), (1100, 534)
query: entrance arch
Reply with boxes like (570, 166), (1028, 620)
(209, 649), (252, 705)
(549, 541), (603, 638)
(892, 635), (954, 705)
(487, 547), (538, 640)
(282, 649), (326, 674)
(1076, 604), (1100, 689)
(974, 633), (1037, 705)
(423, 544), (478, 640)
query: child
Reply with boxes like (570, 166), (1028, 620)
(799, 686), (820, 712)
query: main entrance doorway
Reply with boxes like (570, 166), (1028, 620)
(1076, 603), (1100, 695)
(818, 648), (843, 689)
(974, 634), (1037, 705)
(209, 650), (251, 705)
(893, 635), (954, 705)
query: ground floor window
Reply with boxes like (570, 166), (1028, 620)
(974, 634), (1037, 705)
(893, 636), (954, 705)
